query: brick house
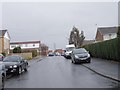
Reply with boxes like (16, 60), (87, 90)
(95, 27), (118, 42)
(0, 29), (10, 55)
(54, 49), (64, 55)
(41, 44), (48, 56)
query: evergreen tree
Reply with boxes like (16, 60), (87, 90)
(69, 26), (85, 48)
(13, 47), (22, 53)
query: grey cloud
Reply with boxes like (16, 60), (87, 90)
(2, 2), (118, 49)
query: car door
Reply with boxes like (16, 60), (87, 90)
(20, 57), (26, 69)
(71, 51), (74, 60)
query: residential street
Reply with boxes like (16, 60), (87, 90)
(5, 56), (119, 88)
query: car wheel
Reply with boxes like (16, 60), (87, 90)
(17, 67), (22, 75)
(73, 59), (76, 64)
(87, 60), (91, 63)
(24, 63), (28, 72)
(71, 60), (73, 63)
(2, 75), (5, 90)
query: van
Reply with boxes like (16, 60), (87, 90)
(64, 44), (75, 59)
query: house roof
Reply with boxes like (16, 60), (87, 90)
(0, 30), (7, 37)
(10, 41), (41, 45)
(98, 27), (118, 35)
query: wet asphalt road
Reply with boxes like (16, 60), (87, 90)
(5, 56), (118, 88)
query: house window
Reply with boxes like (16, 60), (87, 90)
(25, 44), (28, 47)
(11, 46), (16, 48)
(33, 44), (35, 47)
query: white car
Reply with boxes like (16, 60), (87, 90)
(0, 63), (6, 90)
(64, 44), (75, 59)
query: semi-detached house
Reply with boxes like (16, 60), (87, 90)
(95, 27), (118, 42)
(10, 41), (41, 53)
(0, 29), (10, 55)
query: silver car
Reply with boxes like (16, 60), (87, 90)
(71, 48), (91, 64)
(0, 63), (6, 90)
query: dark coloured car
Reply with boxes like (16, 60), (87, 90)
(3, 55), (28, 75)
(48, 52), (54, 56)
(0, 63), (6, 90)
(71, 48), (91, 64)
(0, 54), (4, 62)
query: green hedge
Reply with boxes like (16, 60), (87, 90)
(118, 26), (120, 37)
(84, 38), (119, 61)
(31, 50), (37, 57)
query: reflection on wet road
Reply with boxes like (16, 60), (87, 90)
(5, 56), (118, 88)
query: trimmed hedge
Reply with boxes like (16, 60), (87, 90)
(84, 27), (120, 61)
(118, 26), (120, 37)
(84, 38), (119, 61)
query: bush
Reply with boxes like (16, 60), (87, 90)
(25, 56), (32, 60)
(32, 50), (37, 57)
(13, 47), (22, 53)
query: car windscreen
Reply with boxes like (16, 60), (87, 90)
(66, 47), (75, 51)
(3, 56), (20, 62)
(74, 49), (87, 54)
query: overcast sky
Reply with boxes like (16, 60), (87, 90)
(0, 1), (118, 49)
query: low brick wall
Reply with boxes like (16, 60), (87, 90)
(10, 53), (32, 60)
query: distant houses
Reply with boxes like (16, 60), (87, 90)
(54, 49), (64, 55)
(41, 44), (49, 56)
(82, 26), (118, 46)
(95, 27), (118, 42)
(0, 29), (10, 55)
(10, 41), (41, 54)
(10, 41), (48, 56)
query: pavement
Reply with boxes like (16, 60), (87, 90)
(82, 58), (120, 82)
(28, 56), (46, 66)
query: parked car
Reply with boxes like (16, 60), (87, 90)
(3, 55), (28, 75)
(0, 63), (6, 90)
(71, 48), (91, 64)
(55, 52), (61, 56)
(0, 54), (4, 62)
(48, 52), (54, 56)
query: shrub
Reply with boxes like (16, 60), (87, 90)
(13, 47), (22, 53)
(32, 50), (37, 57)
